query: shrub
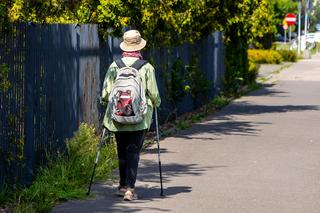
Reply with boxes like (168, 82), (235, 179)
(175, 120), (190, 130)
(248, 49), (283, 64)
(185, 54), (212, 107)
(277, 50), (297, 62)
(65, 123), (117, 183)
(211, 96), (231, 109)
(164, 57), (188, 121)
(0, 123), (117, 213)
(247, 60), (260, 83)
(224, 40), (248, 96)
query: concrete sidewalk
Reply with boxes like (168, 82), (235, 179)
(53, 54), (320, 213)
(258, 62), (293, 83)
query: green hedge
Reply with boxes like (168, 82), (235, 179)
(277, 50), (297, 62)
(248, 49), (297, 64)
(248, 49), (283, 64)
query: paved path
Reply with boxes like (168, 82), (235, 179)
(257, 62), (293, 82)
(53, 54), (320, 213)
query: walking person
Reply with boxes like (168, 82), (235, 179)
(101, 29), (161, 201)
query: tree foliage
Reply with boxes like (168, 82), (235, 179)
(4, 0), (273, 47)
(0, 1), (10, 32)
(310, 0), (320, 32)
(220, 0), (276, 95)
(3, 0), (276, 95)
(273, 0), (298, 25)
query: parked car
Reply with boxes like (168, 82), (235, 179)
(275, 32), (297, 42)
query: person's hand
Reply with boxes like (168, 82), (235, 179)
(99, 97), (108, 106)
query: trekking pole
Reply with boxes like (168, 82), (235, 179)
(154, 107), (164, 196)
(86, 128), (107, 196)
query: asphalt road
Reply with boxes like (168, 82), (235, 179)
(53, 54), (320, 213)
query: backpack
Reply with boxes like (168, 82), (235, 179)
(108, 59), (148, 124)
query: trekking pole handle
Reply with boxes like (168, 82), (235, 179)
(98, 128), (107, 148)
(155, 107), (160, 144)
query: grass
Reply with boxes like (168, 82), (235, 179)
(256, 62), (293, 84)
(0, 124), (118, 213)
(0, 185), (10, 205)
(272, 63), (292, 74)
(175, 120), (191, 130)
(211, 95), (231, 109)
(256, 76), (270, 83)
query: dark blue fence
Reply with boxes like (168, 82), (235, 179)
(0, 23), (224, 187)
(150, 32), (225, 119)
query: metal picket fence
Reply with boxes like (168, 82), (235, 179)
(0, 23), (224, 188)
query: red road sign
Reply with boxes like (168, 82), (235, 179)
(285, 13), (296, 26)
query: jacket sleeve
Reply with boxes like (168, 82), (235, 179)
(146, 64), (161, 107)
(101, 63), (117, 102)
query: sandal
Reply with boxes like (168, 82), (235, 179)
(123, 188), (137, 201)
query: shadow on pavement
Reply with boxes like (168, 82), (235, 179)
(224, 102), (319, 116)
(143, 147), (174, 155)
(176, 120), (262, 139)
(175, 103), (318, 139)
(53, 161), (226, 213)
(247, 84), (290, 97)
(174, 85), (319, 140)
(138, 159), (227, 184)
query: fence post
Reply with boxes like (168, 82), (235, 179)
(24, 24), (36, 185)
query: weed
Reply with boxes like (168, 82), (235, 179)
(0, 184), (10, 204)
(211, 96), (230, 109)
(0, 123), (117, 213)
(175, 120), (191, 130)
(191, 114), (204, 123)
(257, 76), (269, 83)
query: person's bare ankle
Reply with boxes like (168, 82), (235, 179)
(116, 186), (127, 196)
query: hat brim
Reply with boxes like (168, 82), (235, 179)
(120, 38), (147, 52)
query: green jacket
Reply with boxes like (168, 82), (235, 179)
(101, 57), (161, 132)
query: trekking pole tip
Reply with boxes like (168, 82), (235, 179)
(160, 190), (164, 197)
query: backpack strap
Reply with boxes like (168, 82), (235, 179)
(115, 59), (148, 70)
(115, 59), (126, 69)
(130, 59), (148, 70)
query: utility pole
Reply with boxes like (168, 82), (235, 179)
(298, 0), (302, 55)
(304, 0), (310, 50)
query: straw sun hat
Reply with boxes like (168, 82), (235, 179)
(120, 30), (147, 52)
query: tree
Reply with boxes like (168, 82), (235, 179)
(272, 0), (299, 36)
(220, 0), (275, 94)
(4, 0), (275, 95)
(6, 0), (223, 46)
(309, 0), (320, 32)
(0, 1), (10, 32)
(273, 0), (298, 24)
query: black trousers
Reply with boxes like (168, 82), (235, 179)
(114, 130), (146, 188)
